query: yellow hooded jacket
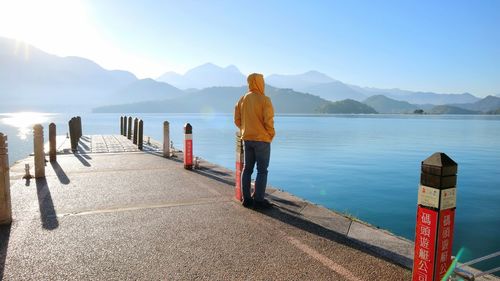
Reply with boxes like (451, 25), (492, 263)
(234, 73), (275, 143)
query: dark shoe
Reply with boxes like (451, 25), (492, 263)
(254, 199), (273, 209)
(242, 198), (254, 208)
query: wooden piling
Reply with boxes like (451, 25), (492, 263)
(120, 116), (124, 135)
(123, 115), (128, 136)
(69, 118), (77, 152)
(133, 118), (138, 145)
(138, 120), (144, 150)
(0, 133), (12, 224)
(127, 117), (132, 140)
(33, 124), (45, 178)
(76, 116), (82, 139)
(49, 123), (56, 162)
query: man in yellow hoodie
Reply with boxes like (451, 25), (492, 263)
(234, 73), (275, 208)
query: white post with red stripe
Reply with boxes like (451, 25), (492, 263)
(183, 123), (193, 170)
(235, 131), (243, 201)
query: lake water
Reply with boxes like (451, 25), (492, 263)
(1, 112), (499, 273)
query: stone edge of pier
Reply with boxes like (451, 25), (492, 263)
(163, 137), (499, 281)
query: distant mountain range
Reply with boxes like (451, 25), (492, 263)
(156, 64), (483, 106)
(1, 36), (498, 115)
(363, 95), (418, 114)
(361, 94), (500, 114)
(266, 71), (336, 90)
(318, 99), (377, 114)
(157, 63), (246, 89)
(0, 37), (137, 111)
(94, 86), (339, 114)
(110, 78), (183, 104)
(427, 105), (480, 115)
(264, 72), (480, 105)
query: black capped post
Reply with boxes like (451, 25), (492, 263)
(412, 152), (457, 281)
(183, 123), (193, 170)
(133, 118), (138, 145)
(120, 116), (124, 135)
(69, 118), (77, 152)
(76, 116), (82, 139)
(138, 119), (143, 150)
(127, 116), (132, 140)
(123, 115), (128, 136)
(49, 123), (56, 162)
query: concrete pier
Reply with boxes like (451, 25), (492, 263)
(0, 135), (497, 280)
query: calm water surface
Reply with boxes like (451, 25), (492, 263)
(1, 113), (499, 271)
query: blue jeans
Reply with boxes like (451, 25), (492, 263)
(242, 140), (271, 202)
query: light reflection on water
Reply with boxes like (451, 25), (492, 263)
(0, 112), (54, 140)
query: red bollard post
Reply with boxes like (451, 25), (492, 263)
(412, 152), (457, 281)
(235, 131), (243, 201)
(183, 123), (193, 170)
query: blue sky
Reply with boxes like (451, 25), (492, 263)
(0, 0), (499, 96)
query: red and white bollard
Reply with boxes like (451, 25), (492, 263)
(235, 131), (243, 201)
(183, 123), (193, 170)
(412, 152), (457, 281)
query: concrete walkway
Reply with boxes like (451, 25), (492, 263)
(44, 135), (148, 154)
(0, 135), (415, 280)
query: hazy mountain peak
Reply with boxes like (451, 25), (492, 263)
(225, 64), (241, 73)
(162, 70), (181, 75)
(266, 70), (336, 92)
(156, 62), (246, 89)
(301, 70), (336, 82)
(186, 62), (221, 73)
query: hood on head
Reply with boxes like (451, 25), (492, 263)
(247, 73), (265, 95)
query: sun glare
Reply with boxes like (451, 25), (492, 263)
(0, 0), (165, 78)
(0, 112), (53, 140)
(0, 0), (92, 57)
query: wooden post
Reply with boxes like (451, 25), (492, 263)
(163, 121), (170, 158)
(49, 123), (56, 162)
(412, 152), (457, 281)
(133, 118), (138, 145)
(120, 116), (124, 135)
(76, 116), (82, 139)
(138, 120), (144, 150)
(33, 124), (45, 178)
(0, 133), (12, 224)
(123, 115), (128, 136)
(127, 116), (132, 140)
(69, 117), (77, 152)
